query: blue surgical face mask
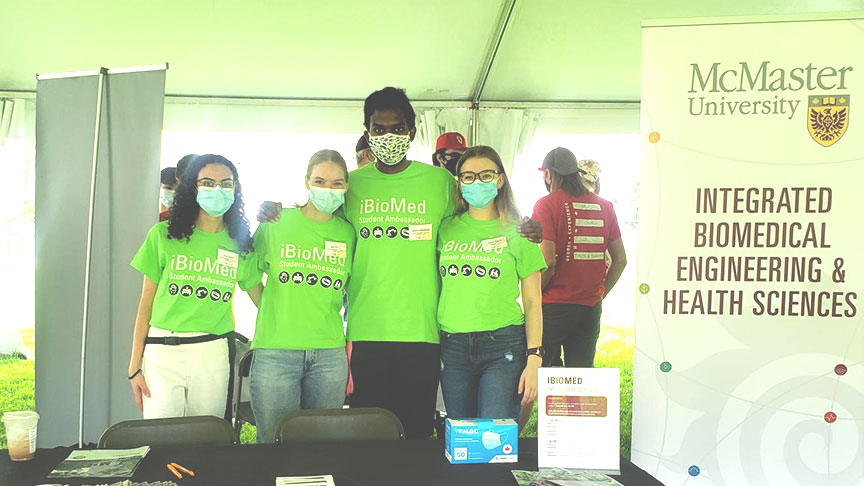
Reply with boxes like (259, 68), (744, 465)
(481, 431), (509, 449)
(308, 186), (346, 214)
(196, 187), (235, 217)
(461, 181), (498, 209)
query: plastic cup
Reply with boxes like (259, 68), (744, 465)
(2, 411), (39, 461)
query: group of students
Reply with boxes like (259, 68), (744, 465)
(127, 86), (625, 444)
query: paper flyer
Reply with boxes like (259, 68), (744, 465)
(538, 368), (620, 474)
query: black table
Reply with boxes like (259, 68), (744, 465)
(1, 439), (665, 486)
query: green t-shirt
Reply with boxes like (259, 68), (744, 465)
(344, 161), (457, 343)
(130, 221), (260, 334)
(437, 213), (547, 333)
(251, 207), (355, 350)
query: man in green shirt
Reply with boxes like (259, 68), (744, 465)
(343, 87), (454, 438)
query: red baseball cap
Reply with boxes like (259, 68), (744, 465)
(436, 132), (468, 152)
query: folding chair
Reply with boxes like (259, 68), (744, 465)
(233, 349), (256, 442)
(98, 416), (235, 448)
(274, 407), (404, 443)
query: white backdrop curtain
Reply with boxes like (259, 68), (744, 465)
(476, 108), (540, 176)
(0, 97), (36, 355)
(415, 107), (472, 152)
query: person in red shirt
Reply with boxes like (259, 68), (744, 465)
(531, 147), (626, 368)
(432, 132), (468, 176)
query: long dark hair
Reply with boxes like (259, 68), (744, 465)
(555, 172), (589, 198)
(167, 154), (253, 254)
(453, 146), (521, 224)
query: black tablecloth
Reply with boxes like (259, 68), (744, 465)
(1, 439), (665, 486)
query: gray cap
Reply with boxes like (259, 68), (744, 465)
(541, 147), (580, 175)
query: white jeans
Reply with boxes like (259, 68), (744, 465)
(142, 327), (229, 419)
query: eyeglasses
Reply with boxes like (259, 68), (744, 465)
(197, 178), (235, 190)
(442, 152), (462, 163)
(458, 170), (501, 184)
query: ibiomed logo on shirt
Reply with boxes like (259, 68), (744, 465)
(360, 197), (426, 215)
(171, 255), (237, 279)
(441, 240), (504, 255)
(280, 244), (346, 266)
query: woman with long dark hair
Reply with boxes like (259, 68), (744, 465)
(248, 150), (356, 443)
(437, 146), (546, 420)
(127, 154), (261, 418)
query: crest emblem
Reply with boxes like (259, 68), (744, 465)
(456, 134), (464, 144)
(808, 95), (849, 147)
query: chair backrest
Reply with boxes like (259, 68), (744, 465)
(274, 407), (405, 443)
(238, 349), (254, 378)
(98, 416), (235, 448)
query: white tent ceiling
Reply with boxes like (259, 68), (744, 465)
(1, 0), (862, 102)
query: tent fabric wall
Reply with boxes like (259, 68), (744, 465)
(416, 108), (473, 151)
(0, 98), (34, 145)
(476, 108), (540, 175)
(35, 69), (166, 447)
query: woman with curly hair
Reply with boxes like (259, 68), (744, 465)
(127, 154), (261, 419)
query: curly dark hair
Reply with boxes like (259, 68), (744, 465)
(363, 87), (416, 129)
(167, 154), (253, 254)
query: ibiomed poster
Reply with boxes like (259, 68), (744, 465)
(632, 14), (864, 486)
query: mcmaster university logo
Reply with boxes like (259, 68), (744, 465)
(688, 61), (853, 148)
(808, 95), (849, 147)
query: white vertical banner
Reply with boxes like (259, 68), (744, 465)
(633, 14), (864, 486)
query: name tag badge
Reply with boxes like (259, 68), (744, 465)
(408, 224), (433, 241)
(217, 249), (239, 270)
(481, 236), (509, 252)
(325, 241), (347, 258)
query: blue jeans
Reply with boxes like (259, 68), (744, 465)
(439, 325), (527, 420)
(250, 347), (348, 443)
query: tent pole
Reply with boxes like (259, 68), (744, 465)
(470, 0), (518, 107)
(78, 67), (107, 448)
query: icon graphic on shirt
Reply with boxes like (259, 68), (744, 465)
(306, 273), (318, 286)
(321, 275), (332, 288)
(400, 227), (410, 239)
(292, 272), (304, 284)
(475, 265), (487, 278)
(372, 226), (384, 238)
(168, 283), (179, 295)
(278, 271), (290, 284)
(195, 286), (208, 299)
(359, 227), (371, 239)
(448, 264), (459, 277)
(209, 289), (222, 302)
(386, 226), (398, 238)
(489, 267), (501, 279)
(222, 291), (232, 302)
(440, 265), (446, 278)
(461, 264), (473, 277)
(180, 285), (193, 297)
(333, 279), (343, 290)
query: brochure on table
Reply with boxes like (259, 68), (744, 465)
(47, 446), (150, 478)
(538, 367), (620, 475)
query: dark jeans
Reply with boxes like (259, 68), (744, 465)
(350, 341), (440, 439)
(440, 325), (527, 421)
(542, 302), (602, 368)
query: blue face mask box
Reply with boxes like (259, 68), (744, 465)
(445, 418), (518, 464)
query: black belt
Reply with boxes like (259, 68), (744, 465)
(145, 332), (231, 346)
